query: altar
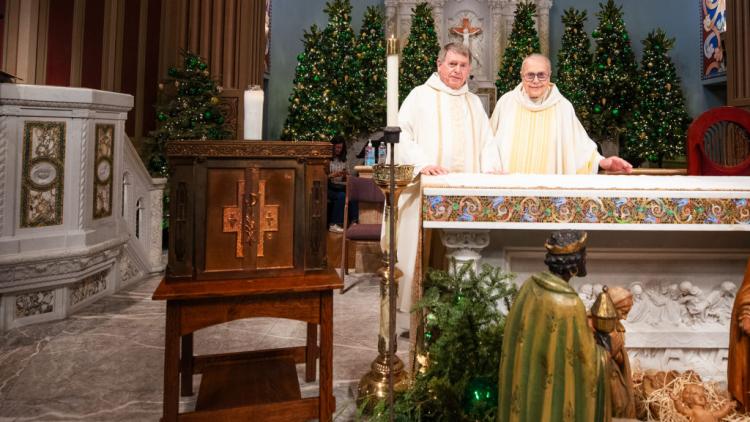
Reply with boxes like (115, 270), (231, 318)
(421, 173), (750, 381)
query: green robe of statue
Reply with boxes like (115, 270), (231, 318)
(497, 271), (611, 422)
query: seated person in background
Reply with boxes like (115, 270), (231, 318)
(490, 53), (633, 174)
(328, 139), (353, 233)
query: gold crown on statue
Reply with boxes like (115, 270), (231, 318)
(591, 286), (618, 333)
(544, 232), (587, 255)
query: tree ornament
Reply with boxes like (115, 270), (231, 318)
(158, 112), (167, 121)
(210, 96), (220, 105)
(594, 104), (602, 114)
(168, 67), (178, 77)
(203, 110), (212, 120)
(611, 108), (620, 117)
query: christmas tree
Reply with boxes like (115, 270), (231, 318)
(147, 51), (228, 176)
(623, 29), (690, 166)
(352, 6), (386, 134)
(319, 0), (358, 139)
(369, 263), (517, 421)
(399, 2), (440, 103)
(281, 25), (332, 141)
(556, 8), (593, 132)
(495, 2), (541, 96)
(588, 0), (638, 145)
(282, 0), (358, 142)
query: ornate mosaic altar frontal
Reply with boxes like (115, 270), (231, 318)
(422, 174), (750, 230)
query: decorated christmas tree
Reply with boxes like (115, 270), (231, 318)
(147, 51), (228, 176)
(370, 263), (517, 421)
(319, 0), (358, 138)
(352, 6), (386, 134)
(623, 29), (690, 166)
(399, 2), (440, 103)
(495, 2), (541, 96)
(282, 0), (358, 142)
(281, 26), (332, 141)
(556, 8), (593, 131)
(588, 0), (638, 145)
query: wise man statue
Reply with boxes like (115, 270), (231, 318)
(497, 231), (611, 422)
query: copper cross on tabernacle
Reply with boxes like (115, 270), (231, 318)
(222, 180), (246, 258)
(257, 179), (278, 257)
(450, 17), (482, 38)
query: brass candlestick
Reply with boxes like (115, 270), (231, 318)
(357, 162), (413, 410)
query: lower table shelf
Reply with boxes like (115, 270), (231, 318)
(196, 356), (301, 411)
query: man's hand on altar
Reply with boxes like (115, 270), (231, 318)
(599, 156), (634, 174)
(420, 165), (450, 175)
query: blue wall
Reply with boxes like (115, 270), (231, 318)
(549, 0), (726, 119)
(266, 0), (383, 139)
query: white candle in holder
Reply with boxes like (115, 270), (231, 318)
(244, 85), (263, 140)
(386, 35), (399, 127)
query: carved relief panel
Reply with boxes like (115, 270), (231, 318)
(21, 121), (66, 227)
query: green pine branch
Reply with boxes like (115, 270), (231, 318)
(367, 262), (518, 421)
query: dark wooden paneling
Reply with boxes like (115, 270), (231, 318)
(0, 0), (6, 68)
(81, 0), (104, 89)
(142, 0), (162, 136)
(46, 0), (74, 86)
(728, 0), (750, 108)
(121, 0), (140, 137)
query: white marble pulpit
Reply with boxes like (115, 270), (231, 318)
(421, 173), (750, 381)
(0, 84), (166, 330)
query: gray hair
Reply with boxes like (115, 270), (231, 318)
(437, 42), (472, 64)
(520, 53), (551, 74)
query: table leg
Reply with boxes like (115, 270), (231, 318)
(163, 302), (181, 421)
(180, 333), (194, 396)
(305, 323), (317, 382)
(319, 292), (334, 421)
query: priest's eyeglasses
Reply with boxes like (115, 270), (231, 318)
(522, 72), (549, 82)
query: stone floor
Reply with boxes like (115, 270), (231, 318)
(0, 272), (407, 421)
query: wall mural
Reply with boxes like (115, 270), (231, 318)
(21, 121), (66, 227)
(700, 0), (726, 80)
(93, 124), (114, 219)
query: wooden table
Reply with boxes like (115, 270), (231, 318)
(153, 269), (343, 421)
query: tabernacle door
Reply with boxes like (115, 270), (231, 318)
(195, 159), (302, 280)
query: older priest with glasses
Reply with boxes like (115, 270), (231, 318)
(490, 54), (632, 174)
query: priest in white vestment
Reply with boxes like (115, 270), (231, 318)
(393, 43), (499, 322)
(490, 54), (632, 174)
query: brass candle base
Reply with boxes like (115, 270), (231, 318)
(357, 346), (411, 410)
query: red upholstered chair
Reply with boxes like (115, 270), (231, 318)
(687, 106), (750, 175)
(340, 176), (385, 293)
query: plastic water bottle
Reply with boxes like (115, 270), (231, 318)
(365, 141), (375, 166)
(377, 142), (387, 164)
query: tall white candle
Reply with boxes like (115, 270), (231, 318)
(243, 85), (263, 140)
(386, 35), (399, 127)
